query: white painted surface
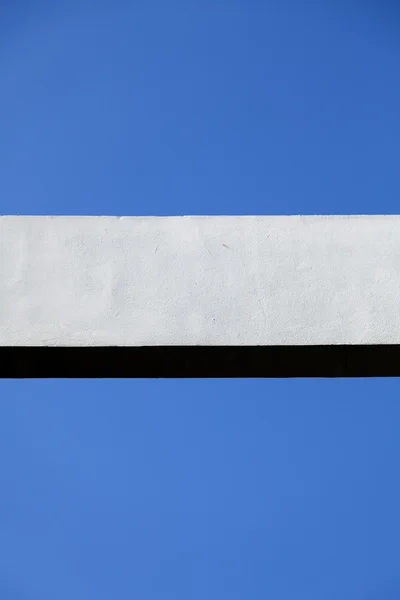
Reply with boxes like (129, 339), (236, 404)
(1, 215), (400, 346)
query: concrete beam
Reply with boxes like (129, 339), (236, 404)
(1, 215), (400, 377)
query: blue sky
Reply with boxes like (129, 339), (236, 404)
(1, 2), (400, 599)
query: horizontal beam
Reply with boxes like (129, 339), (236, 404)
(1, 215), (400, 377)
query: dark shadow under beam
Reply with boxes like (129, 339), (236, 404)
(1, 345), (400, 378)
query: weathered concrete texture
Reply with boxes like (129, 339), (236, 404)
(1, 215), (400, 347)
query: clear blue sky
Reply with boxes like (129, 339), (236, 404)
(1, 2), (400, 599)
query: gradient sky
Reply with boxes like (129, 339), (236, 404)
(1, 2), (400, 599)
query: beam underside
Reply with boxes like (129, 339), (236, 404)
(1, 345), (400, 378)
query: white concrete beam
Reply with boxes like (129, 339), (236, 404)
(1, 215), (400, 377)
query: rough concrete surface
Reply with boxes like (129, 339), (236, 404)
(1, 215), (400, 347)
